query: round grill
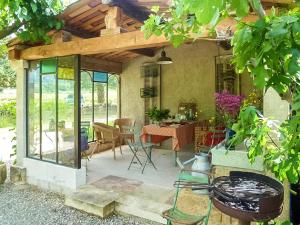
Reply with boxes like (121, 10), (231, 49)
(211, 171), (284, 222)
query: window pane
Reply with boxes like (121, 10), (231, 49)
(58, 56), (75, 80)
(94, 82), (107, 124)
(28, 61), (40, 159)
(81, 71), (93, 142)
(58, 56), (75, 167)
(41, 73), (56, 162)
(108, 75), (119, 125)
(41, 58), (57, 74)
(94, 72), (108, 83)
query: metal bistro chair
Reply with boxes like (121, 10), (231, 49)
(162, 169), (213, 225)
(123, 125), (157, 174)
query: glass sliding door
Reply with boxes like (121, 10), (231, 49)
(27, 61), (41, 159)
(27, 56), (80, 168)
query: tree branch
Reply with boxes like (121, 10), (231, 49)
(0, 21), (23, 40)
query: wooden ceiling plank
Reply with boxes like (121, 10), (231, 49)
(69, 5), (92, 18)
(89, 22), (106, 32)
(63, 25), (97, 38)
(68, 4), (105, 24)
(101, 51), (124, 59)
(59, 0), (92, 18)
(81, 15), (106, 29)
(129, 48), (154, 57)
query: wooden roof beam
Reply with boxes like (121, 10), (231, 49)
(19, 30), (170, 60)
(102, 0), (150, 22)
(81, 55), (122, 74)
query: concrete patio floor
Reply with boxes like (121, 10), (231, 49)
(84, 146), (195, 188)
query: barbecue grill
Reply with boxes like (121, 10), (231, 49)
(211, 171), (284, 225)
(175, 171), (284, 225)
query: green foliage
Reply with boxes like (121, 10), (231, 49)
(146, 107), (170, 122)
(0, 39), (16, 88)
(0, 57), (16, 88)
(232, 10), (300, 94)
(231, 10), (300, 184)
(142, 0), (253, 47)
(0, 0), (63, 43)
(231, 105), (300, 184)
(0, 100), (16, 128)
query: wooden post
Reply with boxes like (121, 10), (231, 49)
(100, 6), (122, 36)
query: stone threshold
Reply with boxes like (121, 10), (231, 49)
(65, 175), (174, 224)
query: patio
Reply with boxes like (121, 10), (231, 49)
(85, 145), (194, 187)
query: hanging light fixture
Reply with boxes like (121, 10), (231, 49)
(157, 49), (173, 64)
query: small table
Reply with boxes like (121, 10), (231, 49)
(141, 123), (195, 166)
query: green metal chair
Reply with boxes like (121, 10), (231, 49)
(123, 125), (157, 174)
(162, 169), (212, 225)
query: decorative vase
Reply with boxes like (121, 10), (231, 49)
(0, 163), (7, 185)
(191, 152), (211, 194)
(225, 128), (236, 150)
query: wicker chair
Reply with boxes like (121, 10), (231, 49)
(114, 118), (135, 152)
(91, 122), (120, 159)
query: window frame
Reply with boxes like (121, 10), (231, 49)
(26, 55), (81, 169)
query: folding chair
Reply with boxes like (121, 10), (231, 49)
(162, 169), (212, 225)
(123, 126), (157, 174)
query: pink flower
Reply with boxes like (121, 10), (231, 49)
(215, 91), (244, 117)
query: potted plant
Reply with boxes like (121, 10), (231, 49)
(146, 107), (170, 124)
(215, 91), (244, 149)
(0, 161), (7, 184)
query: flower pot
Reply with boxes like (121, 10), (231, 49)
(205, 127), (226, 146)
(0, 163), (7, 184)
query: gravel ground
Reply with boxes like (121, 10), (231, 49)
(0, 183), (159, 225)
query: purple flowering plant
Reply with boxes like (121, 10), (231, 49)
(215, 91), (244, 128)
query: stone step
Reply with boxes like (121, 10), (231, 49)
(115, 194), (172, 224)
(65, 185), (119, 218)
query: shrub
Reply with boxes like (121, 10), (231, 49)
(0, 100), (16, 128)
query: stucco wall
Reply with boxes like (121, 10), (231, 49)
(121, 40), (254, 125)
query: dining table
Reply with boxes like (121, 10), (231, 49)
(141, 122), (195, 166)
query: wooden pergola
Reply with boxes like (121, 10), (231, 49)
(8, 0), (294, 74)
